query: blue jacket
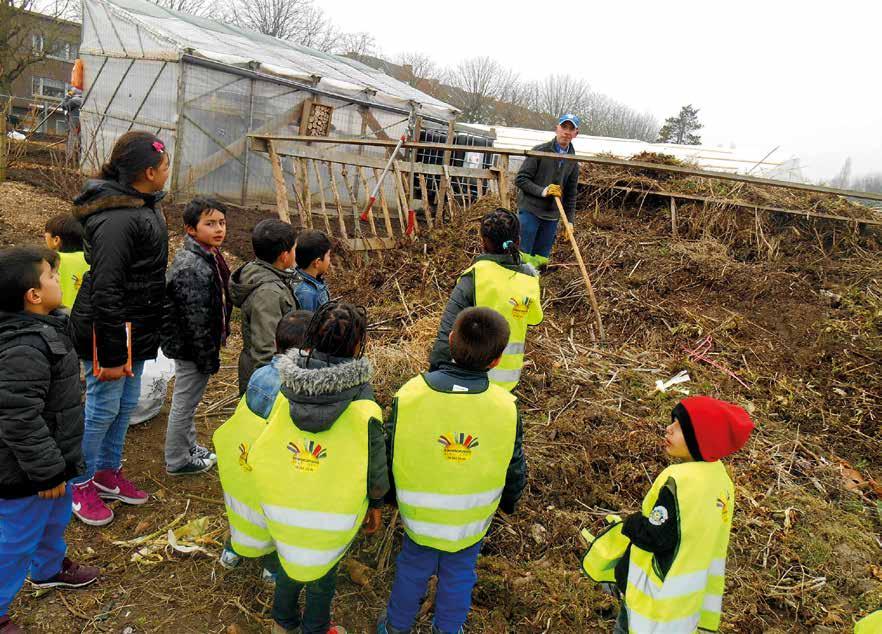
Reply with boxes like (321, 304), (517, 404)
(244, 356), (282, 419)
(293, 269), (330, 312)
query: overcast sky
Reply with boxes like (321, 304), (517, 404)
(323, 0), (880, 182)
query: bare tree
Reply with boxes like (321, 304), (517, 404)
(149, 0), (215, 17)
(0, 0), (77, 97)
(336, 31), (377, 62)
(528, 74), (591, 122)
(226, 0), (337, 49)
(444, 56), (516, 123)
(395, 51), (438, 88)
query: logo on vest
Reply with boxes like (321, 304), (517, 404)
(716, 492), (731, 524)
(287, 439), (327, 472)
(73, 273), (83, 291)
(508, 296), (531, 320)
(238, 442), (252, 471)
(438, 433), (479, 462)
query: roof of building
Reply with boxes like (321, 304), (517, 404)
(80, 0), (458, 120)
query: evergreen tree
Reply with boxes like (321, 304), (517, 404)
(656, 104), (703, 145)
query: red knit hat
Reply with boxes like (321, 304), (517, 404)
(671, 396), (754, 462)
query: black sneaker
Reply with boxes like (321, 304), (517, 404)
(190, 444), (217, 463)
(167, 457), (214, 476)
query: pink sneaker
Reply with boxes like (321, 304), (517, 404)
(94, 468), (149, 505)
(72, 480), (114, 526)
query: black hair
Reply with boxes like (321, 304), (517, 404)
(44, 213), (84, 252)
(183, 197), (228, 229)
(252, 218), (297, 263)
(276, 309), (313, 352)
(449, 307), (510, 371)
(481, 207), (521, 263)
(302, 301), (367, 360)
(0, 247), (60, 312)
(99, 130), (166, 186)
(294, 229), (332, 270)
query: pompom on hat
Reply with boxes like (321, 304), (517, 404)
(671, 396), (754, 462)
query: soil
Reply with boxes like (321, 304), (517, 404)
(2, 156), (881, 633)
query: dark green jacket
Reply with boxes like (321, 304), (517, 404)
(515, 138), (579, 224)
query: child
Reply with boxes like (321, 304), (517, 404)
(214, 309), (312, 576)
(160, 197), (233, 476)
(379, 307), (527, 634)
(69, 131), (170, 526)
(246, 309), (313, 420)
(230, 219), (298, 395)
(429, 208), (542, 391)
(43, 213), (89, 310)
(581, 397), (754, 634)
(0, 247), (99, 632)
(250, 302), (389, 634)
(293, 229), (332, 312)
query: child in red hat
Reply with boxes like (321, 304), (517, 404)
(582, 396), (754, 633)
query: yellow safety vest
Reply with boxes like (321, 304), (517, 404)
(212, 396), (274, 558)
(58, 251), (89, 309)
(464, 259), (543, 391)
(855, 610), (882, 634)
(625, 461), (734, 634)
(251, 392), (376, 582)
(581, 519), (630, 584)
(392, 374), (517, 552)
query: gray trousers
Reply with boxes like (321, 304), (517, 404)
(165, 359), (211, 469)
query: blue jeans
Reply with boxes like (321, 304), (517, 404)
(73, 360), (146, 484)
(386, 534), (482, 634)
(272, 562), (339, 634)
(519, 210), (558, 258)
(0, 488), (72, 614)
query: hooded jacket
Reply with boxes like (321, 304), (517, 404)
(69, 179), (168, 366)
(0, 310), (83, 498)
(275, 349), (389, 507)
(161, 236), (233, 374)
(230, 259), (298, 392)
(515, 138), (579, 224)
(429, 253), (538, 370)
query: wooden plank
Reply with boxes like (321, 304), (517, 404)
(670, 197), (679, 238)
(408, 116), (422, 215)
(267, 141), (291, 224)
(357, 166), (378, 237)
(345, 237), (397, 252)
(311, 159), (332, 234)
(340, 164), (361, 236)
(298, 98), (314, 135)
(372, 167), (395, 238)
(392, 164), (412, 234)
(301, 158), (312, 228)
(443, 165), (457, 219)
(327, 162), (349, 239)
(418, 173), (433, 230)
(0, 99), (7, 183)
(603, 185), (882, 227)
(252, 134), (882, 203)
(435, 120), (455, 224)
(497, 154), (510, 208)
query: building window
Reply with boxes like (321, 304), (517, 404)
(32, 33), (44, 54)
(31, 33), (78, 61)
(32, 77), (69, 100)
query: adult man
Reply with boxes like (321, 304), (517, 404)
(514, 114), (581, 268)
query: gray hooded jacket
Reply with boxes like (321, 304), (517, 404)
(275, 349), (389, 507)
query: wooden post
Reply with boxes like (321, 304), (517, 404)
(372, 167), (395, 238)
(442, 165), (456, 219)
(357, 166), (378, 237)
(340, 164), (361, 236)
(267, 140), (291, 223)
(300, 159), (313, 228)
(310, 159), (332, 234)
(392, 164), (413, 234)
(670, 197), (679, 238)
(408, 115), (422, 212)
(554, 196), (605, 343)
(327, 162), (349, 239)
(435, 120), (455, 224)
(497, 154), (510, 207)
(418, 173), (433, 230)
(0, 98), (9, 183)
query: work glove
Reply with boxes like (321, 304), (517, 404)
(542, 183), (562, 198)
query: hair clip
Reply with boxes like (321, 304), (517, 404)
(502, 240), (514, 250)
(152, 141), (165, 153)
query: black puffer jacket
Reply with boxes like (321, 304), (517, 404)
(0, 311), (84, 498)
(70, 179), (168, 366)
(161, 236), (233, 374)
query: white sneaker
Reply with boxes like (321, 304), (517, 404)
(219, 547), (241, 569)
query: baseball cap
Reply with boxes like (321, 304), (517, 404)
(558, 113), (581, 129)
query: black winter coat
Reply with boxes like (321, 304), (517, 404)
(0, 311), (84, 498)
(70, 180), (168, 366)
(161, 236), (233, 374)
(515, 138), (580, 224)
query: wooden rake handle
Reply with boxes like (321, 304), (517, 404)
(554, 195), (606, 343)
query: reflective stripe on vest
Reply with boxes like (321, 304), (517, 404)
(465, 260), (542, 391)
(251, 392), (376, 582)
(213, 397), (274, 557)
(625, 461), (734, 633)
(393, 374), (517, 552)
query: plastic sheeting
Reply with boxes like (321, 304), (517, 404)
(80, 0), (457, 121)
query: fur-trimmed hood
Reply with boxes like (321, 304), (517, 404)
(73, 179), (165, 221)
(276, 349), (374, 432)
